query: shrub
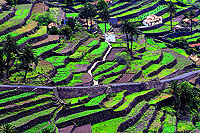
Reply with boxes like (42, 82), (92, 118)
(33, 12), (55, 26)
(48, 26), (58, 35)
(58, 25), (72, 39)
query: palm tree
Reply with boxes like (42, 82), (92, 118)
(97, 0), (108, 10)
(163, 0), (177, 31)
(185, 10), (195, 32)
(0, 123), (18, 133)
(2, 34), (18, 79)
(0, 49), (5, 78)
(87, 4), (97, 33)
(18, 44), (38, 83)
(128, 23), (141, 52)
(120, 20), (131, 51)
(79, 4), (89, 31)
(99, 9), (110, 33)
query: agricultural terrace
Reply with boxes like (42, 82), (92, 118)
(0, 0), (199, 132)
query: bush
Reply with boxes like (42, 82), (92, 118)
(48, 26), (58, 35)
(33, 12), (55, 26)
(58, 25), (72, 39)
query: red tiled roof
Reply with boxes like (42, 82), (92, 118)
(189, 43), (200, 47)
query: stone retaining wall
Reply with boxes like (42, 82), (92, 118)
(39, 43), (61, 60)
(0, 7), (16, 25)
(64, 35), (90, 56)
(147, 58), (177, 77)
(19, 33), (48, 49)
(0, 3), (35, 36)
(98, 66), (128, 83)
(32, 36), (60, 49)
(93, 63), (119, 77)
(15, 105), (60, 132)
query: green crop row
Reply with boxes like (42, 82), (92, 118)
(104, 90), (126, 108)
(110, 0), (145, 15)
(92, 100), (147, 133)
(56, 108), (105, 124)
(0, 101), (52, 121)
(86, 40), (98, 47)
(17, 26), (47, 45)
(149, 110), (164, 132)
(73, 4), (82, 9)
(93, 62), (118, 75)
(162, 113), (176, 133)
(63, 95), (89, 104)
(125, 106), (155, 132)
(98, 23), (111, 33)
(85, 94), (107, 106)
(0, 92), (35, 104)
(0, 89), (17, 95)
(0, 11), (12, 20)
(115, 88), (155, 111)
(0, 21), (38, 42)
(114, 0), (158, 18)
(22, 121), (49, 133)
(66, 13), (79, 18)
(66, 73), (84, 86)
(94, 65), (126, 81)
(83, 42), (108, 61)
(177, 120), (196, 132)
(108, 2), (128, 10)
(169, 32), (200, 41)
(170, 48), (189, 57)
(33, 43), (59, 57)
(10, 107), (57, 127)
(15, 92), (53, 106)
(130, 5), (167, 22)
(15, 4), (32, 10)
(148, 93), (172, 105)
(51, 68), (71, 82)
(69, 45), (90, 59)
(45, 56), (68, 67)
(65, 61), (90, 72)
(142, 53), (175, 76)
(101, 74), (121, 85)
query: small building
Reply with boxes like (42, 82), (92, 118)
(143, 15), (162, 27)
(173, 25), (189, 32)
(104, 32), (116, 42)
(48, 22), (58, 29)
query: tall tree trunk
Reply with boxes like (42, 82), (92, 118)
(90, 18), (93, 34)
(86, 19), (89, 31)
(131, 35), (133, 53)
(126, 32), (129, 51)
(6, 55), (10, 79)
(191, 17), (192, 32)
(24, 69), (27, 83)
(170, 13), (173, 31)
(105, 21), (106, 33)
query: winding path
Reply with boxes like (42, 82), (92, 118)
(88, 40), (113, 86)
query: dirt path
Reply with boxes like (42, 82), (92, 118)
(88, 40), (112, 86)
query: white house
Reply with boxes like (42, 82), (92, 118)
(143, 15), (162, 27)
(104, 32), (116, 43)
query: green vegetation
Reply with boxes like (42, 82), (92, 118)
(94, 65), (126, 81)
(63, 95), (89, 104)
(149, 110), (164, 132)
(85, 94), (107, 106)
(56, 108), (105, 124)
(33, 43), (59, 57)
(93, 62), (118, 75)
(104, 90), (126, 108)
(0, 92), (35, 104)
(10, 107), (57, 127)
(101, 74), (121, 84)
(162, 113), (176, 133)
(148, 93), (172, 105)
(170, 48), (189, 57)
(115, 88), (155, 111)
(177, 120), (196, 132)
(45, 56), (68, 67)
(66, 13), (79, 18)
(86, 40), (98, 47)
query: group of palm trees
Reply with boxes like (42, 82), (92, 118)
(0, 35), (38, 83)
(79, 0), (110, 33)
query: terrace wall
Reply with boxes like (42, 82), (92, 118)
(0, 7), (16, 25)
(0, 3), (35, 36)
(117, 0), (165, 20)
(164, 29), (199, 39)
(64, 35), (91, 56)
(147, 58), (177, 77)
(39, 43), (61, 59)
